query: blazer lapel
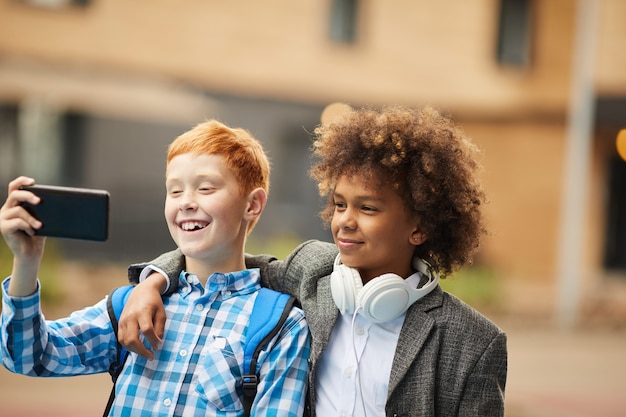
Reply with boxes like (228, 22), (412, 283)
(388, 286), (443, 395)
(309, 274), (340, 362)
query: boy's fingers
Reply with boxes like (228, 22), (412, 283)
(128, 340), (154, 360)
(7, 176), (35, 194)
(119, 319), (154, 360)
(138, 314), (162, 353)
(6, 178), (40, 208)
(153, 306), (166, 344)
(1, 180), (42, 235)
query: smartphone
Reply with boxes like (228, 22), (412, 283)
(19, 184), (110, 241)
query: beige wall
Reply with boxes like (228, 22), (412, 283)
(1, 0), (616, 112)
(467, 121), (566, 281)
(596, 0), (626, 94)
(0, 0), (625, 319)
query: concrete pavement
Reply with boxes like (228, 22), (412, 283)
(1, 321), (624, 416)
(504, 322), (626, 417)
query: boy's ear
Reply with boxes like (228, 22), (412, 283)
(410, 230), (427, 246)
(407, 216), (427, 246)
(245, 188), (267, 220)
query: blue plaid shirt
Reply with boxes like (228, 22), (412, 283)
(1, 269), (310, 416)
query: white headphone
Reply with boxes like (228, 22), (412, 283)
(330, 254), (439, 323)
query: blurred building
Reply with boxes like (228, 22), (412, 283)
(0, 0), (624, 324)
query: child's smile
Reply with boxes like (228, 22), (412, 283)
(331, 172), (424, 283)
(180, 220), (209, 232)
(164, 153), (250, 265)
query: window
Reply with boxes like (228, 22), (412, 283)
(603, 156), (626, 270)
(496, 0), (533, 67)
(18, 0), (90, 8)
(330, 0), (359, 44)
(599, 98), (626, 272)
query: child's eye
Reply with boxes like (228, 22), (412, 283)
(362, 206), (377, 212)
(334, 201), (346, 209)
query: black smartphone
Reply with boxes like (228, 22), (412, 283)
(19, 184), (110, 241)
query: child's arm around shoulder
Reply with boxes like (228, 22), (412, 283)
(118, 241), (336, 360)
(249, 240), (338, 296)
(0, 176), (45, 297)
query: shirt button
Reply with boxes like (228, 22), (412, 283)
(163, 398), (172, 407)
(180, 349), (188, 357)
(356, 327), (365, 335)
(224, 290), (232, 297)
(344, 368), (353, 378)
(195, 304), (204, 311)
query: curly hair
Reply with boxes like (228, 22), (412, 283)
(310, 105), (487, 276)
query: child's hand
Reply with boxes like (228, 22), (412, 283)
(1, 176), (46, 296)
(118, 274), (167, 360)
(0, 176), (45, 261)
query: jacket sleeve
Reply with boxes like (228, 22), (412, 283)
(457, 330), (508, 417)
(245, 240), (337, 301)
(125, 248), (279, 297)
(127, 248), (184, 295)
(126, 240), (338, 299)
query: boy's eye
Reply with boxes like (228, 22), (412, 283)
(334, 201), (346, 209)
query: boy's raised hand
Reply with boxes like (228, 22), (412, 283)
(118, 275), (167, 360)
(0, 177), (44, 254)
(0, 176), (46, 296)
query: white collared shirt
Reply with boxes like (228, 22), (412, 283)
(315, 272), (421, 417)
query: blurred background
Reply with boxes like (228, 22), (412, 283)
(0, 0), (624, 416)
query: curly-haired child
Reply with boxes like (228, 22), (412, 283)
(119, 105), (508, 417)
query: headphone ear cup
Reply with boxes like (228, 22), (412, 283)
(330, 264), (363, 315)
(357, 274), (413, 323)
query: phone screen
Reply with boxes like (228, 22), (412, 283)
(20, 185), (110, 241)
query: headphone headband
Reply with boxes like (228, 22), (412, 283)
(330, 254), (439, 323)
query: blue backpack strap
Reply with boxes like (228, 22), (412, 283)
(104, 285), (134, 416)
(242, 288), (295, 417)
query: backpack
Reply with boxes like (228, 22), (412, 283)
(103, 285), (295, 417)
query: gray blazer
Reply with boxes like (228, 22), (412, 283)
(129, 240), (507, 417)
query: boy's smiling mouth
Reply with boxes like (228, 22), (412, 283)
(336, 237), (362, 250)
(180, 221), (208, 231)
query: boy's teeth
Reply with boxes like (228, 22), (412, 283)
(182, 222), (205, 231)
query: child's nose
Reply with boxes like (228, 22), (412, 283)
(337, 208), (357, 229)
(179, 192), (197, 211)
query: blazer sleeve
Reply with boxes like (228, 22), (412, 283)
(246, 240), (337, 300)
(457, 330), (508, 417)
(127, 248), (184, 295)
(126, 240), (338, 298)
